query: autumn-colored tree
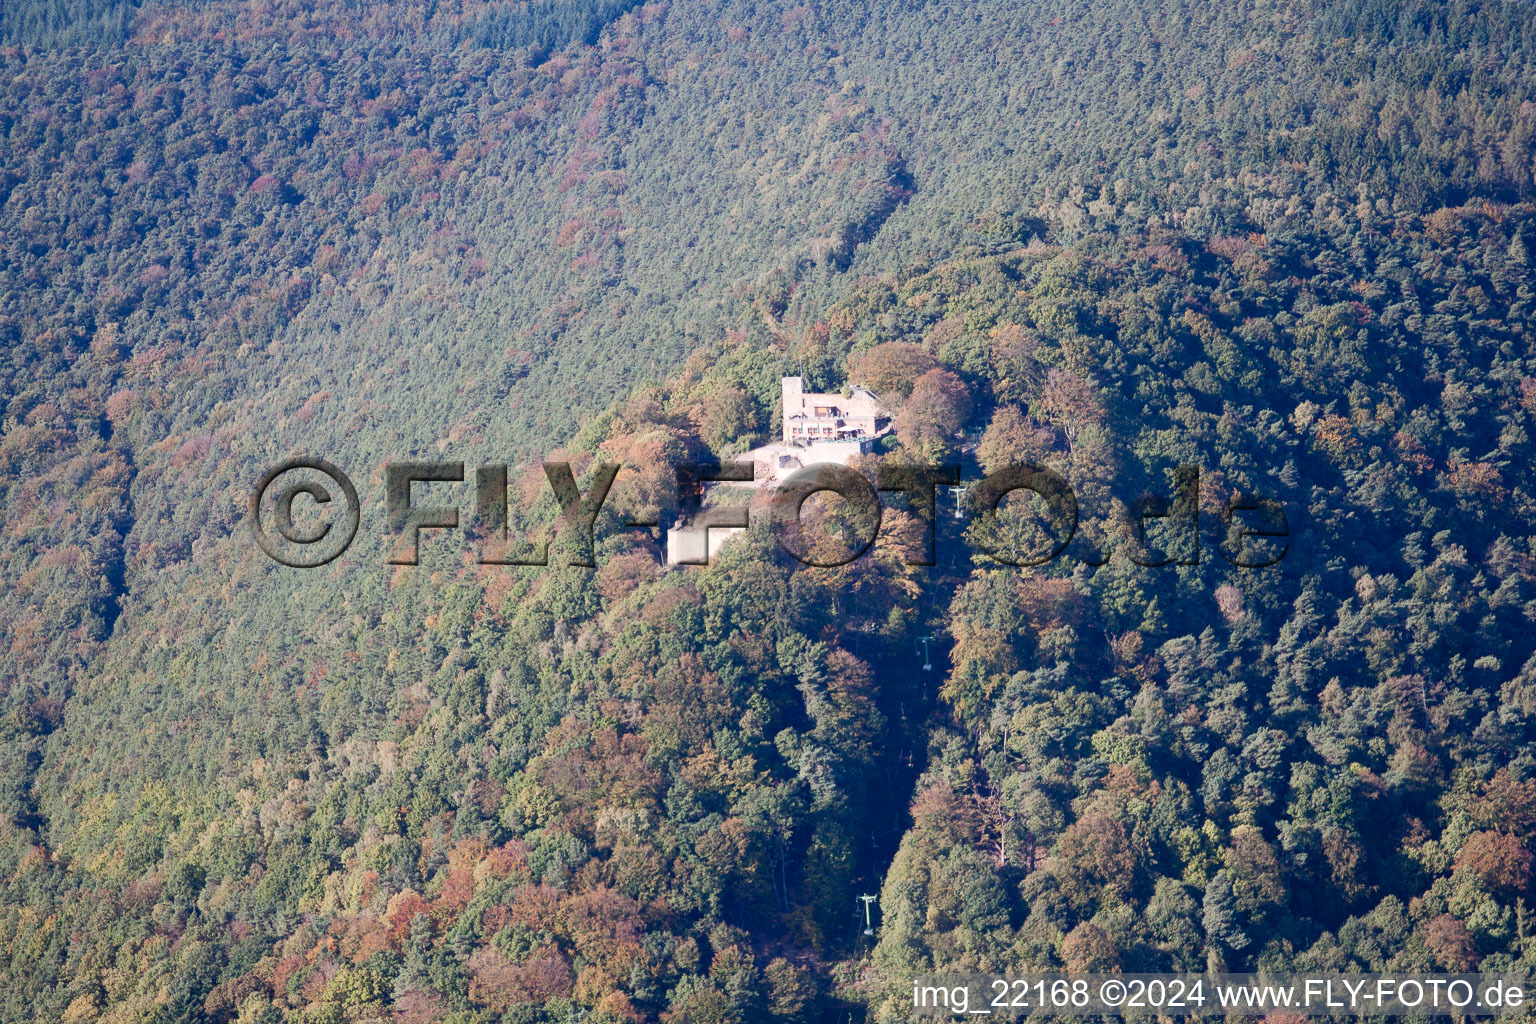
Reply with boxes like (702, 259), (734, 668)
(1455, 830), (1533, 894)
(762, 958), (818, 1020)
(1420, 914), (1479, 971)
(893, 368), (971, 457)
(847, 341), (939, 401)
(1061, 921), (1121, 971)
(1051, 813), (1135, 907)
(976, 405), (1055, 474)
(467, 943), (574, 1011)
(1034, 368), (1102, 454)
(1474, 769), (1536, 833)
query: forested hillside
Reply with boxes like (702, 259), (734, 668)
(3, 0), (1536, 1021)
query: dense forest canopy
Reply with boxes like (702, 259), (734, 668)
(2, 0), (1536, 1021)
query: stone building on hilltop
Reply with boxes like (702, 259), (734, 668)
(780, 376), (887, 446)
(667, 377), (892, 564)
